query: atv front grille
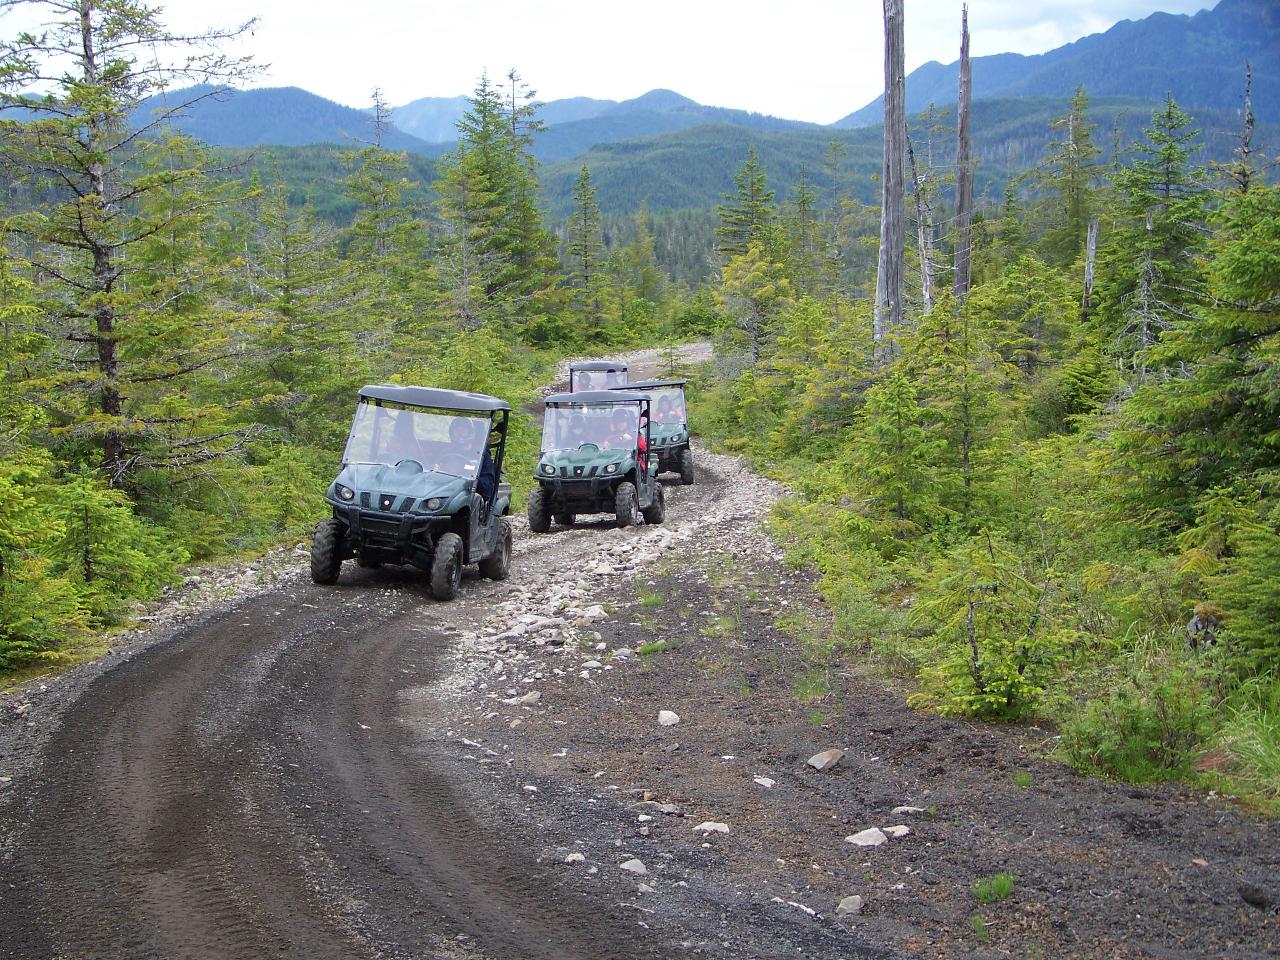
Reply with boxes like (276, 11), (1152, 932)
(398, 498), (415, 513)
(360, 492), (372, 508)
(560, 465), (599, 478)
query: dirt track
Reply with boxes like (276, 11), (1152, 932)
(1, 345), (1277, 960)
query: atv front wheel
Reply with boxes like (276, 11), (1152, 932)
(430, 532), (464, 600)
(479, 520), (513, 581)
(679, 447), (695, 485)
(527, 486), (552, 533)
(310, 519), (344, 585)
(553, 510), (575, 527)
(641, 483), (666, 525)
(615, 481), (639, 528)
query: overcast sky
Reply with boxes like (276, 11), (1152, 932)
(5, 0), (1212, 124)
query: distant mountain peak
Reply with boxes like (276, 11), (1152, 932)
(618, 89), (700, 112)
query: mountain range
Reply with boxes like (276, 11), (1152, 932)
(837, 0), (1274, 126)
(152, 0), (1270, 160)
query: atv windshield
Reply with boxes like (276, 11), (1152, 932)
(570, 368), (627, 391)
(542, 403), (642, 453)
(644, 387), (687, 425)
(343, 402), (491, 479)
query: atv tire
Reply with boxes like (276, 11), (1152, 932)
(679, 447), (695, 485)
(430, 532), (464, 601)
(641, 483), (666, 525)
(527, 486), (552, 534)
(479, 520), (513, 581)
(615, 481), (639, 528)
(553, 510), (575, 527)
(310, 519), (344, 585)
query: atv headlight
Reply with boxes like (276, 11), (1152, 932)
(336, 483), (355, 501)
(540, 463), (555, 476)
(604, 462), (618, 474)
(423, 497), (444, 511)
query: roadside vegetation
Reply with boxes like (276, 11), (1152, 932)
(692, 91), (1280, 806)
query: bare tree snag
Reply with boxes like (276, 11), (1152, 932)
(953, 4), (974, 303)
(874, 0), (907, 358)
(1082, 217), (1099, 318)
(907, 133), (935, 314)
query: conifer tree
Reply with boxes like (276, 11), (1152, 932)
(566, 164), (605, 316)
(716, 147), (775, 259)
(1034, 86), (1102, 265)
(0, 0), (256, 485)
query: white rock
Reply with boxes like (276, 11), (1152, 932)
(638, 882), (656, 894)
(564, 851), (586, 864)
(891, 805), (925, 816)
(754, 776), (776, 788)
(658, 710), (681, 727)
(693, 821), (729, 835)
(807, 749), (845, 772)
(619, 858), (648, 875)
(883, 824), (910, 839)
(836, 895), (865, 916)
(613, 647), (633, 660)
(582, 660), (603, 669)
(503, 690), (540, 706)
(845, 827), (889, 847)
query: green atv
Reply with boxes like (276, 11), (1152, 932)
(528, 390), (666, 532)
(568, 359), (628, 393)
(311, 385), (513, 600)
(611, 378), (694, 485)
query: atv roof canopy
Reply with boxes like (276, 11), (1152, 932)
(567, 360), (628, 372)
(544, 390), (649, 406)
(358, 384), (510, 413)
(610, 379), (687, 390)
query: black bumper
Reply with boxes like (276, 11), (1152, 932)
(330, 502), (450, 563)
(541, 477), (619, 512)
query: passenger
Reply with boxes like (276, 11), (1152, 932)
(636, 413), (650, 470)
(577, 371), (595, 391)
(566, 413), (590, 448)
(390, 410), (427, 463)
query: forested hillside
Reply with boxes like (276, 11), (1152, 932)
(3, 0), (1279, 811)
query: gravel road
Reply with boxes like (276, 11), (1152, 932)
(1, 344), (1276, 960)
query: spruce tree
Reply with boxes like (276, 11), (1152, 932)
(0, 0), (256, 485)
(566, 164), (605, 317)
(1034, 86), (1101, 265)
(716, 147), (775, 259)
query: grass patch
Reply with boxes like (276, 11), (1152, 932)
(1012, 769), (1033, 789)
(806, 707), (826, 726)
(638, 639), (668, 657)
(971, 914), (991, 942)
(972, 872), (1015, 904)
(699, 615), (737, 639)
(794, 666), (832, 703)
(638, 590), (665, 608)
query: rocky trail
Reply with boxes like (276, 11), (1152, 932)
(1, 345), (1277, 960)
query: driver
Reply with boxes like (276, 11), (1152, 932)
(447, 417), (497, 501)
(577, 371), (595, 391)
(655, 396), (676, 424)
(607, 408), (635, 450)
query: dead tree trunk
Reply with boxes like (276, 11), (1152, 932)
(874, 0), (907, 359)
(953, 4), (974, 303)
(907, 133), (935, 314)
(1082, 217), (1099, 318)
(1233, 62), (1255, 195)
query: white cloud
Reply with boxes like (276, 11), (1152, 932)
(2, 0), (1214, 124)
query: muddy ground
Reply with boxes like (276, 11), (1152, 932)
(1, 345), (1276, 960)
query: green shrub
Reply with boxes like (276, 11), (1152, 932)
(1059, 652), (1221, 781)
(1220, 677), (1280, 804)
